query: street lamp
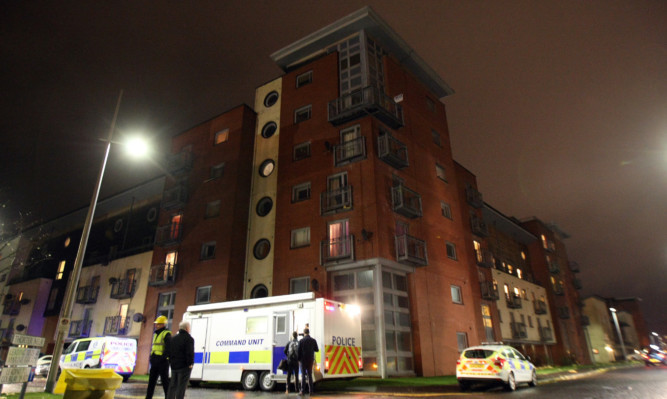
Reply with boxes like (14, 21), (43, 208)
(609, 307), (627, 361)
(45, 91), (146, 392)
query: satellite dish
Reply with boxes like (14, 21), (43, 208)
(16, 324), (25, 331)
(132, 313), (145, 323)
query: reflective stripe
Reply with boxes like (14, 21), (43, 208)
(325, 345), (360, 375)
(151, 330), (170, 356)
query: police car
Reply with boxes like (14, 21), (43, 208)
(456, 343), (537, 391)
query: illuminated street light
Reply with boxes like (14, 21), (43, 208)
(125, 136), (150, 158)
(45, 90), (147, 392)
(609, 307), (627, 361)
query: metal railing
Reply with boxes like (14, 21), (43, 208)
(110, 278), (136, 299)
(68, 320), (92, 338)
(161, 183), (188, 210)
(533, 299), (548, 314)
(511, 322), (527, 339)
(321, 235), (355, 264)
(75, 286), (99, 304)
(395, 234), (428, 266)
(480, 281), (499, 300)
(334, 137), (366, 166)
(327, 86), (404, 129)
(320, 186), (353, 215)
(506, 294), (523, 309)
(148, 263), (177, 286)
(377, 133), (408, 169)
(155, 223), (183, 246)
(104, 316), (130, 335)
(391, 184), (422, 218)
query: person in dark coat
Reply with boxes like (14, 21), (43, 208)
(297, 327), (319, 395)
(283, 331), (300, 393)
(167, 321), (195, 399)
(146, 315), (171, 399)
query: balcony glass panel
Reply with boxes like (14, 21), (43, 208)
(480, 281), (499, 300)
(391, 184), (422, 218)
(161, 184), (188, 210)
(334, 137), (366, 166)
(75, 286), (99, 304)
(165, 151), (193, 175)
(149, 263), (178, 286)
(155, 223), (183, 246)
(320, 186), (353, 215)
(104, 316), (130, 335)
(327, 86), (404, 129)
(110, 279), (136, 299)
(377, 133), (408, 169)
(395, 234), (427, 266)
(321, 235), (354, 264)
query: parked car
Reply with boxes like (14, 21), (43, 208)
(456, 343), (537, 391)
(641, 346), (667, 366)
(36, 355), (52, 377)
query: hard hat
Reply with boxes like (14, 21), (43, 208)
(154, 315), (168, 324)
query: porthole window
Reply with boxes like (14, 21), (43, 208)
(256, 197), (273, 216)
(114, 219), (124, 233)
(147, 207), (157, 222)
(261, 122), (277, 138)
(259, 159), (275, 177)
(264, 91), (279, 108)
(253, 239), (271, 260)
(251, 284), (269, 298)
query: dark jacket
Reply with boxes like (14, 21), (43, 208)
(284, 338), (299, 365)
(169, 328), (194, 370)
(297, 334), (319, 364)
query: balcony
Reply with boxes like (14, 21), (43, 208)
(539, 327), (553, 341)
(569, 260), (580, 273)
(534, 299), (548, 314)
(470, 214), (489, 237)
(110, 278), (136, 300)
(548, 262), (560, 274)
(465, 185), (484, 208)
(161, 183), (188, 210)
(506, 294), (523, 309)
(511, 322), (528, 339)
(148, 263), (177, 286)
(474, 248), (494, 268)
(553, 283), (564, 296)
(480, 281), (499, 300)
(391, 184), (422, 218)
(334, 137), (366, 166)
(395, 234), (428, 267)
(321, 235), (355, 265)
(327, 86), (404, 129)
(320, 186), (353, 215)
(377, 133), (408, 169)
(165, 151), (193, 176)
(558, 306), (570, 319)
(75, 285), (99, 304)
(155, 223), (183, 247)
(68, 320), (92, 338)
(573, 278), (583, 290)
(104, 316), (130, 335)
(2, 299), (20, 316)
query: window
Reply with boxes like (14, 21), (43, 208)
(426, 97), (436, 113)
(431, 129), (441, 147)
(200, 242), (216, 260)
(294, 105), (312, 123)
(264, 91), (279, 107)
(296, 71), (313, 88)
(210, 163), (225, 180)
(214, 129), (229, 144)
(64, 237), (71, 247)
(261, 122), (277, 138)
(456, 332), (468, 353)
(157, 292), (176, 329)
(446, 242), (457, 260)
(246, 316), (268, 334)
(441, 201), (452, 219)
(56, 260), (66, 280)
(253, 239), (271, 259)
(436, 164), (447, 182)
(517, 268), (523, 279)
(196, 286), (211, 304)
(528, 315), (533, 328)
(47, 288), (58, 310)
(251, 284), (268, 298)
(256, 197), (273, 216)
(292, 182), (311, 202)
(259, 159), (275, 177)
(205, 200), (221, 218)
(291, 227), (310, 248)
(451, 285), (463, 304)
(293, 142), (311, 161)
(290, 277), (310, 294)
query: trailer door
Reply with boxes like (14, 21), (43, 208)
(191, 317), (208, 379)
(273, 311), (290, 372)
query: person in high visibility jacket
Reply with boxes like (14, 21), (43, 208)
(146, 315), (172, 399)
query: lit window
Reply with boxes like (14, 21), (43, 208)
(436, 164), (447, 182)
(446, 242), (457, 260)
(294, 105), (312, 123)
(201, 242), (216, 260)
(517, 269), (523, 279)
(214, 129), (229, 144)
(296, 71), (313, 88)
(291, 227), (310, 248)
(292, 182), (311, 202)
(293, 142), (311, 161)
(441, 201), (452, 219)
(196, 286), (211, 304)
(451, 285), (462, 304)
(56, 260), (66, 280)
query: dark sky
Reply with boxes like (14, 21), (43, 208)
(1, 1), (665, 335)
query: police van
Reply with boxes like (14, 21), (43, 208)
(60, 336), (137, 382)
(183, 292), (362, 391)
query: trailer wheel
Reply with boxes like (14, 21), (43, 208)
(241, 371), (259, 390)
(259, 371), (275, 391)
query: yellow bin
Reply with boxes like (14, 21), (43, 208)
(54, 369), (123, 399)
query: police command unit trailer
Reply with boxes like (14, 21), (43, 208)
(183, 292), (362, 391)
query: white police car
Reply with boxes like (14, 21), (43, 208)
(456, 343), (537, 391)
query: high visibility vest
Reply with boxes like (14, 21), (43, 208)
(151, 330), (170, 356)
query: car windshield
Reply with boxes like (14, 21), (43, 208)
(463, 349), (495, 359)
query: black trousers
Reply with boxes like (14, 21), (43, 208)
(167, 367), (192, 399)
(146, 355), (170, 399)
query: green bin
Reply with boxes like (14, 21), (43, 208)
(54, 369), (123, 399)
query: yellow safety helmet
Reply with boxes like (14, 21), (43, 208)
(154, 315), (168, 324)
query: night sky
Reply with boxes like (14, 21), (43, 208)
(1, 1), (665, 335)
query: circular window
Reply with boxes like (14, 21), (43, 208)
(253, 239), (271, 260)
(251, 284), (269, 299)
(261, 122), (277, 138)
(259, 159), (275, 177)
(263, 91), (279, 107)
(256, 197), (273, 216)
(114, 219), (124, 233)
(147, 207), (157, 222)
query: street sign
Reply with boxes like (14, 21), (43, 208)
(11, 334), (45, 347)
(0, 366), (31, 384)
(5, 347), (40, 366)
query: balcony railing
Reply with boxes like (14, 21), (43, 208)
(569, 260), (580, 273)
(110, 278), (137, 299)
(161, 183), (188, 210)
(155, 223), (183, 247)
(68, 320), (92, 338)
(321, 235), (355, 265)
(511, 322), (528, 339)
(327, 86), (404, 129)
(334, 137), (366, 166)
(104, 316), (130, 335)
(148, 263), (177, 286)
(553, 283), (564, 296)
(395, 234), (428, 266)
(320, 186), (353, 215)
(573, 278), (583, 290)
(534, 299), (548, 314)
(539, 327), (553, 341)
(165, 151), (193, 176)
(470, 215), (489, 237)
(480, 281), (499, 300)
(377, 133), (408, 169)
(558, 306), (570, 319)
(75, 286), (99, 304)
(391, 184), (422, 218)
(465, 185), (484, 208)
(506, 294), (523, 309)
(474, 248), (494, 268)
(548, 262), (560, 274)
(2, 299), (20, 316)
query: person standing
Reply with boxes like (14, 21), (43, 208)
(146, 315), (171, 399)
(283, 331), (300, 393)
(167, 321), (195, 399)
(297, 327), (319, 395)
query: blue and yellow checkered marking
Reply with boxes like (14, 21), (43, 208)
(194, 350), (271, 365)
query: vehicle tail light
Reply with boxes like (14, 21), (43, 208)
(358, 357), (363, 370)
(494, 357), (505, 368)
(456, 359), (461, 366)
(325, 357), (329, 372)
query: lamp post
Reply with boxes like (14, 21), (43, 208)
(609, 307), (626, 361)
(45, 91), (124, 393)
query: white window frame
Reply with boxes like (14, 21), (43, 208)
(200, 241), (216, 260)
(292, 182), (311, 202)
(294, 105), (312, 123)
(436, 163), (447, 182)
(291, 227), (311, 248)
(296, 70), (313, 88)
(195, 286), (211, 304)
(290, 276), (310, 294)
(441, 201), (452, 219)
(446, 241), (457, 260)
(293, 142), (311, 161)
(451, 285), (463, 304)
